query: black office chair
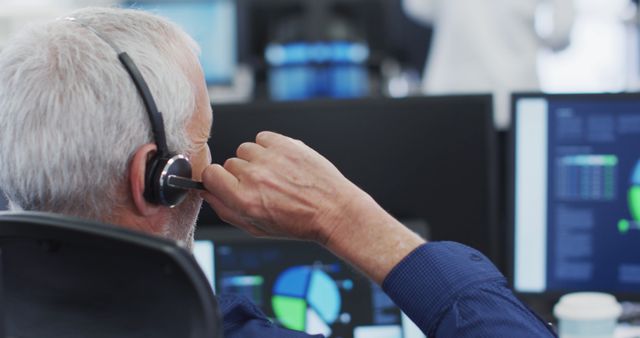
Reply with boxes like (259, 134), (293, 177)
(0, 211), (222, 338)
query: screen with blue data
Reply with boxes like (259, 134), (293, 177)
(193, 227), (425, 338)
(513, 94), (640, 294)
(123, 0), (236, 85)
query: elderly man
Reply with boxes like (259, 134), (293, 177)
(0, 7), (555, 338)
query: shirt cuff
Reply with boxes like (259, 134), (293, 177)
(382, 241), (506, 335)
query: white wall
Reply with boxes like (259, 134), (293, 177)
(0, 0), (116, 49)
(538, 0), (639, 93)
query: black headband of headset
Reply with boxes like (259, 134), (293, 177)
(117, 52), (170, 158)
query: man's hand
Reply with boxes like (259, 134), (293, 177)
(201, 131), (425, 284)
(200, 131), (362, 243)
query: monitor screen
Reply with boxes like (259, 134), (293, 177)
(200, 96), (497, 258)
(511, 93), (640, 295)
(193, 222), (427, 338)
(265, 42), (370, 100)
(123, 0), (237, 85)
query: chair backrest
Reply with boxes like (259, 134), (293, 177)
(0, 211), (222, 338)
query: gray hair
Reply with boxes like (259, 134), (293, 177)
(0, 7), (201, 221)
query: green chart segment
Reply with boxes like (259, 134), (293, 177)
(272, 296), (307, 331)
(630, 186), (640, 222)
(620, 160), (640, 234)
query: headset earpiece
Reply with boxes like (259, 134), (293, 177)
(144, 154), (193, 207)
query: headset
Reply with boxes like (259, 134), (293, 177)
(65, 17), (206, 208)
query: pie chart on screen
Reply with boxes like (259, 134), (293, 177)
(630, 160), (640, 222)
(272, 266), (341, 337)
(620, 159), (640, 234)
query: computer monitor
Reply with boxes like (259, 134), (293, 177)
(236, 0), (432, 99)
(510, 93), (640, 298)
(200, 96), (498, 259)
(0, 191), (7, 211)
(192, 220), (427, 338)
(123, 0), (237, 85)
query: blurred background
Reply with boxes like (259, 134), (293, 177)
(2, 0), (639, 129)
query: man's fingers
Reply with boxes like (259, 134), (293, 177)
(201, 164), (240, 203)
(236, 142), (265, 162)
(223, 157), (250, 177)
(202, 191), (270, 238)
(201, 190), (253, 229)
(255, 131), (292, 148)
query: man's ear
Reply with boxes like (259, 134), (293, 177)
(129, 143), (162, 216)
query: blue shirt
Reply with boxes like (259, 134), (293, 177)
(218, 241), (557, 338)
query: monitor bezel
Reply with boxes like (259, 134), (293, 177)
(507, 92), (640, 304)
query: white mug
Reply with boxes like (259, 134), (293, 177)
(554, 292), (622, 338)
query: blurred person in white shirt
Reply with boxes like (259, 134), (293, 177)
(403, 0), (575, 128)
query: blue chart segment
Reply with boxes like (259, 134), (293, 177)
(272, 266), (342, 336)
(308, 268), (341, 323)
(273, 266), (310, 297)
(633, 161), (640, 186)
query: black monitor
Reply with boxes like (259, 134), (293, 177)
(201, 95), (498, 259)
(123, 0), (237, 85)
(193, 220), (427, 338)
(0, 192), (7, 211)
(509, 93), (640, 300)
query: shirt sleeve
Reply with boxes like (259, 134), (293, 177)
(382, 242), (557, 338)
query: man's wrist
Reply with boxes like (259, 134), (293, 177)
(316, 183), (373, 245)
(319, 187), (426, 284)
